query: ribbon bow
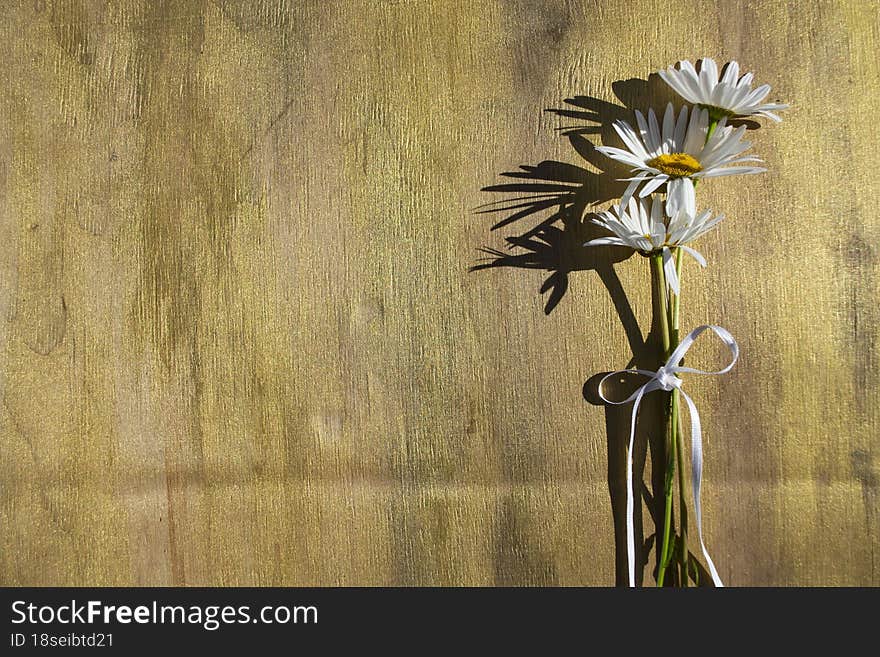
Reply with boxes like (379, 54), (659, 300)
(598, 324), (739, 587)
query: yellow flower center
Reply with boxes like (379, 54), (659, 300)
(647, 153), (703, 177)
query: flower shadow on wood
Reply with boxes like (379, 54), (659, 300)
(472, 75), (711, 585)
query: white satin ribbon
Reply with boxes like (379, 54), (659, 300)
(598, 324), (739, 587)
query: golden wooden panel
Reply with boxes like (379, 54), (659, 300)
(0, 0), (876, 586)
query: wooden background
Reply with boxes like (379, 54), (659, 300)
(1, 0), (877, 586)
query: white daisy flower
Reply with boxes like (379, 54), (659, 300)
(595, 103), (765, 218)
(584, 196), (723, 294)
(658, 58), (789, 122)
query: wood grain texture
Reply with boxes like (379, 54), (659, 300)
(0, 0), (877, 586)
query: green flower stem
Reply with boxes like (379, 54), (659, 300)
(670, 248), (682, 341)
(658, 116), (718, 586)
(705, 117), (719, 142)
(657, 396), (677, 586)
(651, 253), (674, 586)
(675, 395), (688, 584)
(650, 254), (671, 357)
(670, 117), (718, 583)
(670, 248), (688, 586)
(659, 249), (689, 586)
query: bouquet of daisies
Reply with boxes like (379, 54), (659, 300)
(586, 59), (787, 587)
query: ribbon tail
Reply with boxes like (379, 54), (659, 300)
(625, 386), (647, 587)
(681, 390), (724, 587)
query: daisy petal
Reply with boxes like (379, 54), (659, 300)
(681, 245), (707, 267)
(663, 247), (680, 295)
(666, 178), (696, 217)
(585, 237), (627, 247)
(638, 175), (667, 197)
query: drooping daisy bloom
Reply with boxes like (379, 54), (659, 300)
(595, 103), (764, 218)
(584, 196), (723, 294)
(658, 58), (788, 122)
